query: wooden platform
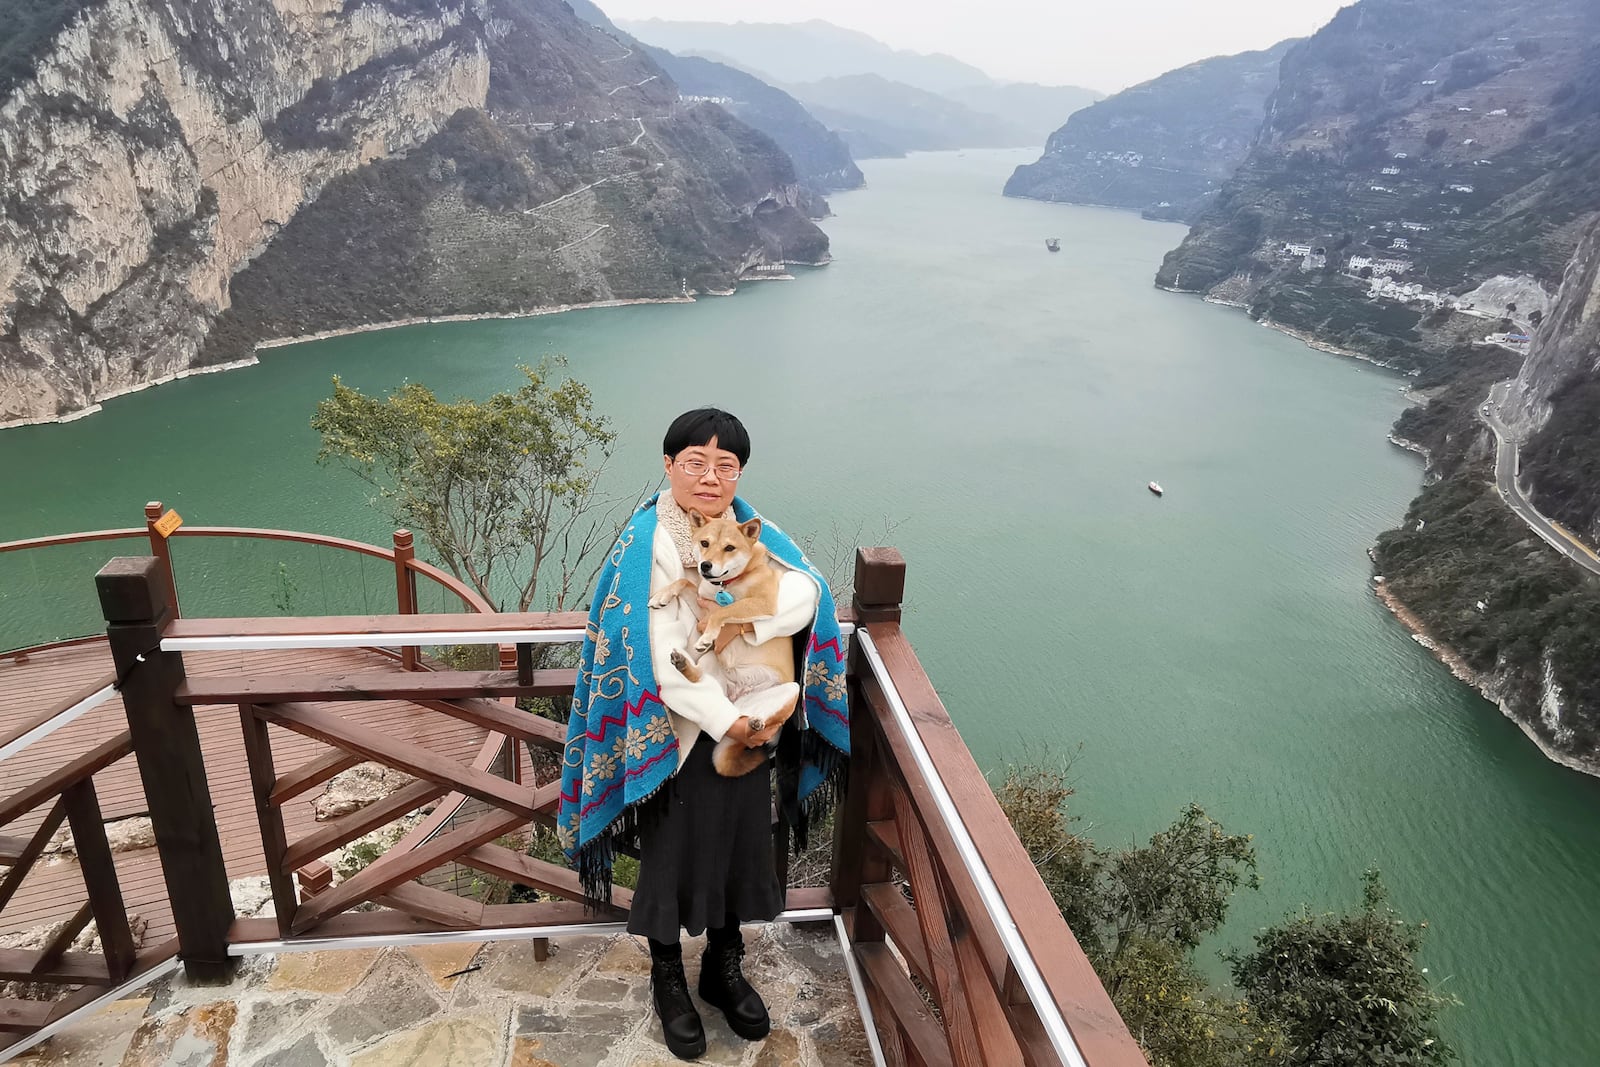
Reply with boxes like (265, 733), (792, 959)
(0, 641), (506, 946)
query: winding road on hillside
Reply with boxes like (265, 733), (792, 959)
(1481, 381), (1600, 576)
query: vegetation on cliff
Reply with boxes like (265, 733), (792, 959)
(1373, 346), (1600, 763)
(1005, 41), (1296, 222)
(998, 763), (1455, 1067)
(1157, 0), (1600, 333)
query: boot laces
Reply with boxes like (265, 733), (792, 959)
(653, 958), (690, 1000)
(715, 939), (749, 990)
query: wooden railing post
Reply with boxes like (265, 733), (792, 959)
(832, 548), (906, 920)
(143, 501), (181, 619)
(96, 556), (235, 982)
(393, 530), (419, 671)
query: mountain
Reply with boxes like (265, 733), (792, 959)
(639, 50), (863, 195)
(616, 18), (995, 95)
(1003, 41), (1297, 222)
(1155, 0), (1600, 369)
(1139, 0), (1600, 773)
(562, 3), (861, 198)
(1511, 216), (1600, 542)
(0, 0), (826, 426)
(944, 83), (1103, 148)
(791, 74), (1031, 158)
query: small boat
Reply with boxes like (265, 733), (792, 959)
(1148, 481), (1164, 496)
(1045, 238), (1061, 252)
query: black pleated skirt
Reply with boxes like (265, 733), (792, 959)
(626, 735), (785, 943)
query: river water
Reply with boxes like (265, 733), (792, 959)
(3, 149), (1597, 1063)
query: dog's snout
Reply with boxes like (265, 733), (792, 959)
(699, 561), (713, 575)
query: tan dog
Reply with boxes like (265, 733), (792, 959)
(649, 510), (801, 776)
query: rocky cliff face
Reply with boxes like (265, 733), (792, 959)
(642, 47), (862, 198)
(1509, 217), (1600, 541)
(1154, 0), (1600, 367)
(0, 0), (826, 426)
(1003, 41), (1295, 223)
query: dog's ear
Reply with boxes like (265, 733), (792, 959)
(688, 508), (707, 528)
(740, 517), (762, 541)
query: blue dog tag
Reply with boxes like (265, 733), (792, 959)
(715, 589), (735, 607)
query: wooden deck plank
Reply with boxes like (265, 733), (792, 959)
(0, 641), (513, 941)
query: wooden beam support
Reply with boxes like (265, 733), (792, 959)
(62, 780), (138, 980)
(270, 749), (365, 807)
(459, 843), (632, 911)
(0, 948), (112, 986)
(855, 943), (954, 1067)
(179, 669), (576, 706)
(0, 735), (131, 828)
(97, 557), (235, 983)
(415, 698), (567, 749)
(238, 706), (300, 937)
(253, 702), (548, 821)
(0, 801), (67, 912)
(289, 809), (527, 935)
(281, 780), (449, 873)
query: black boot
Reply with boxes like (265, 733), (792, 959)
(698, 925), (770, 1040)
(650, 941), (706, 1060)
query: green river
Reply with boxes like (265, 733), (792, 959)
(3, 149), (1597, 1064)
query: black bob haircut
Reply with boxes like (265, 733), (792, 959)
(662, 408), (751, 464)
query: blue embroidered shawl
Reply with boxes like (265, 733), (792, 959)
(558, 492), (849, 902)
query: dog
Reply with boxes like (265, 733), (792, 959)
(648, 509), (801, 776)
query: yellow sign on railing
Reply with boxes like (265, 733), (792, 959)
(152, 510), (184, 539)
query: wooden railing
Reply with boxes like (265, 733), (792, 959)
(0, 544), (1148, 1065)
(0, 726), (179, 1039)
(0, 500), (491, 658)
(833, 551), (1145, 1066)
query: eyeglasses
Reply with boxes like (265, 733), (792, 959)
(676, 458), (743, 481)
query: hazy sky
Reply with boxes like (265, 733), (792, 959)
(597, 0), (1355, 92)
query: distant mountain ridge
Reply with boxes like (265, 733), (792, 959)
(644, 48), (864, 194)
(790, 74), (1034, 157)
(1004, 41), (1296, 222)
(617, 18), (996, 95)
(565, 2), (863, 197)
(618, 17), (1101, 157)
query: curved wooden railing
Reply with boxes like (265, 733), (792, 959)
(0, 501), (493, 659)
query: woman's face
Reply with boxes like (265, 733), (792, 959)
(664, 435), (742, 518)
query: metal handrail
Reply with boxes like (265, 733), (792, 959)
(856, 627), (1089, 1067)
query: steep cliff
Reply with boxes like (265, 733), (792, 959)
(565, 0), (859, 198)
(1155, 0), (1600, 369)
(1004, 41), (1295, 222)
(641, 49), (862, 196)
(0, 0), (826, 426)
(1510, 218), (1600, 542)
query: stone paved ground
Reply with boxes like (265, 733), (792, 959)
(11, 925), (873, 1066)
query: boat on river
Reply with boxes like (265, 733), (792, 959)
(1148, 481), (1164, 496)
(1045, 238), (1061, 252)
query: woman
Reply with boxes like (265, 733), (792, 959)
(559, 408), (850, 1060)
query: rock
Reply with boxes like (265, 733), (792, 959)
(119, 1001), (237, 1067)
(313, 764), (417, 821)
(42, 816), (156, 859)
(323, 953), (442, 1052)
(0, 915), (147, 1001)
(0, 0), (828, 429)
(348, 1015), (501, 1067)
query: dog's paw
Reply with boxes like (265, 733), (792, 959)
(669, 648), (691, 672)
(648, 592), (674, 609)
(693, 632), (716, 655)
